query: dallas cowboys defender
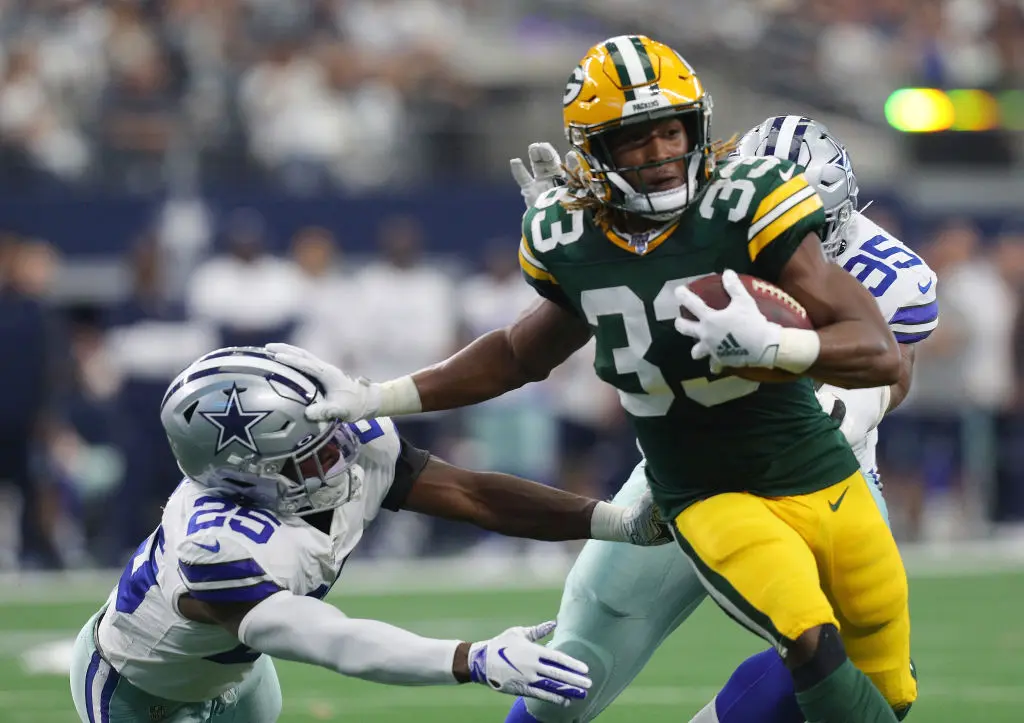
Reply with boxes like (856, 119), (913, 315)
(69, 346), (672, 723)
(499, 116), (935, 723)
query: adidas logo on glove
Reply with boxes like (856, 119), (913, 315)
(715, 334), (749, 358)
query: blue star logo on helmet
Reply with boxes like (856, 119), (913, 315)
(200, 384), (270, 454)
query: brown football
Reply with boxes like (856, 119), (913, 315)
(680, 273), (813, 383)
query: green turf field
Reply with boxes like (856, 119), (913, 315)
(2, 564), (1021, 722)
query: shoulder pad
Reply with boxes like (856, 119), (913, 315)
(346, 417), (408, 513)
(702, 157), (823, 267)
(841, 214), (939, 344)
(526, 185), (577, 213)
(345, 418), (400, 462)
(175, 501), (287, 605)
(522, 187), (588, 258)
(715, 155), (801, 185)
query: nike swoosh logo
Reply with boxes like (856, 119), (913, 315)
(778, 167), (795, 182)
(191, 540), (221, 554)
(529, 679), (586, 699)
(828, 487), (850, 512)
(917, 279), (933, 294)
(498, 647), (522, 673)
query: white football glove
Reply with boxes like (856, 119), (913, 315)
(468, 621), (591, 707)
(815, 386), (854, 443)
(619, 487), (673, 546)
(510, 142), (567, 208)
(816, 383), (891, 446)
(266, 343), (384, 422)
(674, 270), (783, 374)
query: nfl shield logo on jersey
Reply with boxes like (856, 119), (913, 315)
(149, 704), (169, 721)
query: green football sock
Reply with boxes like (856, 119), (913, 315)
(795, 659), (899, 723)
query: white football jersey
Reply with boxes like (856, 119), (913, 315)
(96, 418), (414, 702)
(833, 212), (938, 474)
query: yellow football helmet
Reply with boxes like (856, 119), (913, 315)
(563, 35), (713, 221)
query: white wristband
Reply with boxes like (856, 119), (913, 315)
(775, 327), (821, 374)
(377, 376), (423, 417)
(589, 501), (628, 542)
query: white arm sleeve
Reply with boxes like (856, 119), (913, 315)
(237, 590), (461, 686)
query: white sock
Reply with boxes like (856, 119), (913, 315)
(688, 698), (720, 723)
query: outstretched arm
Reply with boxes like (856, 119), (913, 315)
(412, 299), (591, 412)
(400, 455), (668, 545)
(178, 592), (591, 705)
(269, 299), (590, 420)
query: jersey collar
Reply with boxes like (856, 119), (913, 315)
(598, 218), (679, 256)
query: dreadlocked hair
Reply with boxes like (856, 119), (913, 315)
(561, 161), (613, 225)
(711, 134), (739, 160)
(559, 134), (740, 227)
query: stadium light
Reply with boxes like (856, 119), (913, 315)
(884, 88), (1023, 132)
(885, 89), (954, 132)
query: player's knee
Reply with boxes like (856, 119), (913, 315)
(872, 655), (921, 716)
(785, 624), (848, 691)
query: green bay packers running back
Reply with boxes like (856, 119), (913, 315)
(501, 114), (935, 723)
(272, 35), (917, 723)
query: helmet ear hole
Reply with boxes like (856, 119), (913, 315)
(183, 401), (199, 423)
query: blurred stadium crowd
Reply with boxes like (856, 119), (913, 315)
(0, 219), (638, 569)
(616, 0), (1024, 115)
(0, 0), (1023, 570)
(0, 0), (1020, 191)
(0, 0), (490, 191)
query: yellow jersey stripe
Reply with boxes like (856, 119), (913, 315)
(521, 228), (545, 261)
(519, 248), (558, 284)
(519, 237), (547, 271)
(751, 175), (811, 225)
(748, 194), (823, 261)
(748, 185), (816, 241)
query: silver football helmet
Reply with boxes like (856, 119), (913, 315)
(160, 346), (363, 517)
(734, 116), (859, 259)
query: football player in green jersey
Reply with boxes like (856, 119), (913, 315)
(270, 35), (916, 723)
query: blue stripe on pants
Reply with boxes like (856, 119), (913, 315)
(83, 648), (120, 722)
(99, 662), (120, 722)
(84, 651), (100, 723)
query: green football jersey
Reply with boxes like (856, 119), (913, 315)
(518, 156), (859, 518)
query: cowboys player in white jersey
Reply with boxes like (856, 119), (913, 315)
(490, 116), (938, 723)
(69, 346), (673, 723)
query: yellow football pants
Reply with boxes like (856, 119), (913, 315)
(673, 471), (917, 710)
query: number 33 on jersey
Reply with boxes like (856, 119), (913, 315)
(518, 156), (858, 515)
